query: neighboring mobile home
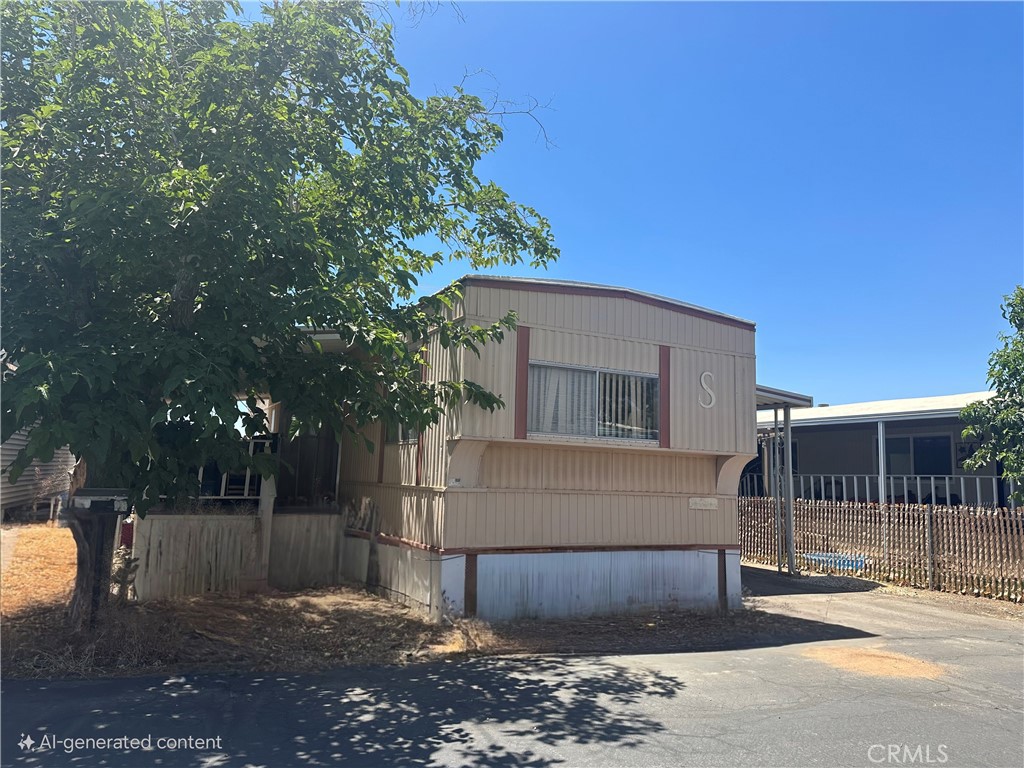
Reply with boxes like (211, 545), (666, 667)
(336, 276), (757, 620)
(742, 392), (1015, 508)
(1, 429), (75, 520)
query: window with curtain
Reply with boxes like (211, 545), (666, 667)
(527, 363), (659, 441)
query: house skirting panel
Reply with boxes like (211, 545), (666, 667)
(470, 548), (741, 620)
(339, 537), (740, 621)
(338, 534), (460, 621)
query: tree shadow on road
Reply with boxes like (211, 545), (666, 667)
(5, 656), (685, 767)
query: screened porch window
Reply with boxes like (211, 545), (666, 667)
(876, 435), (952, 475)
(527, 363), (659, 441)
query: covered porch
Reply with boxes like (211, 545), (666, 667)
(743, 392), (1016, 510)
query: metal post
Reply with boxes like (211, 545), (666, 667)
(925, 503), (934, 590)
(717, 548), (729, 614)
(878, 420), (889, 575)
(877, 420), (887, 505)
(773, 409), (784, 574)
(784, 405), (797, 576)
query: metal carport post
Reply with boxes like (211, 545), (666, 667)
(755, 386), (814, 576)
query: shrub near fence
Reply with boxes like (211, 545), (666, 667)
(739, 498), (1024, 602)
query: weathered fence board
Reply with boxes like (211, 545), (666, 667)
(268, 513), (347, 590)
(133, 514), (264, 600)
(739, 498), (1023, 602)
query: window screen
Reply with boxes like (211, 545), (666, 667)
(598, 371), (659, 440)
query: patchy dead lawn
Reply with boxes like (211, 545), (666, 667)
(0, 525), (891, 679)
(1, 523), (77, 615)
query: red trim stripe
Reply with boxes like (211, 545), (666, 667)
(341, 529), (739, 556)
(514, 326), (531, 440)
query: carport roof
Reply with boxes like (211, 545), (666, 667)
(756, 385), (814, 411)
(755, 391), (994, 428)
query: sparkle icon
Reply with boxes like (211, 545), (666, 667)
(18, 733), (36, 752)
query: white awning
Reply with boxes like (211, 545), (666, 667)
(756, 385), (814, 411)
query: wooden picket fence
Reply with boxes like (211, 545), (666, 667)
(739, 497), (1024, 602)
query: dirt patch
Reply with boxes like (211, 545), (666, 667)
(803, 646), (945, 679)
(1, 525), (868, 680)
(1, 524), (77, 615)
(2, 586), (465, 679)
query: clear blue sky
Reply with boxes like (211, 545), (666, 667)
(390, 1), (1023, 406)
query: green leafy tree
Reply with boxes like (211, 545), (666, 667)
(1, 1), (556, 624)
(961, 286), (1024, 504)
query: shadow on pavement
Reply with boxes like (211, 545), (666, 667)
(2, 609), (877, 768)
(742, 564), (882, 597)
(5, 656), (681, 768)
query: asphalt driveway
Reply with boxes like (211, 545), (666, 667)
(3, 567), (1021, 768)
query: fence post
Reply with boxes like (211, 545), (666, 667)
(717, 548), (728, 614)
(925, 504), (934, 590)
(885, 505), (891, 579)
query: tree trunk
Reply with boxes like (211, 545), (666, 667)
(65, 503), (119, 633)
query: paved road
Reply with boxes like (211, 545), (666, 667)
(2, 568), (1021, 768)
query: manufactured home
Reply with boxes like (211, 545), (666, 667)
(334, 276), (757, 620)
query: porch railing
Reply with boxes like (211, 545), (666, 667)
(740, 472), (1017, 510)
(196, 436), (276, 501)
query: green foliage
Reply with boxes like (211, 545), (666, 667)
(1, 1), (557, 511)
(961, 286), (1024, 503)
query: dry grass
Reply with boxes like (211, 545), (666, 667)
(0, 524), (463, 678)
(0, 525), (880, 680)
(2, 584), (463, 679)
(1, 524), (77, 615)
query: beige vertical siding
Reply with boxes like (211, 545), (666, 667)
(461, 327), (518, 439)
(1, 430), (75, 512)
(420, 339), (457, 488)
(461, 284), (756, 451)
(445, 443), (731, 550)
(464, 285), (755, 356)
(338, 427), (381, 485)
(337, 482), (444, 549)
(443, 490), (737, 550)
(733, 355), (757, 453)
(670, 347), (756, 455)
(530, 328), (659, 374)
(479, 443), (715, 494)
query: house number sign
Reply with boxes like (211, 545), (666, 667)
(698, 371), (716, 409)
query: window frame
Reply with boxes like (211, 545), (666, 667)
(874, 432), (954, 476)
(526, 360), (660, 443)
(386, 422), (420, 445)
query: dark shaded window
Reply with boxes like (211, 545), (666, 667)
(913, 436), (952, 475)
